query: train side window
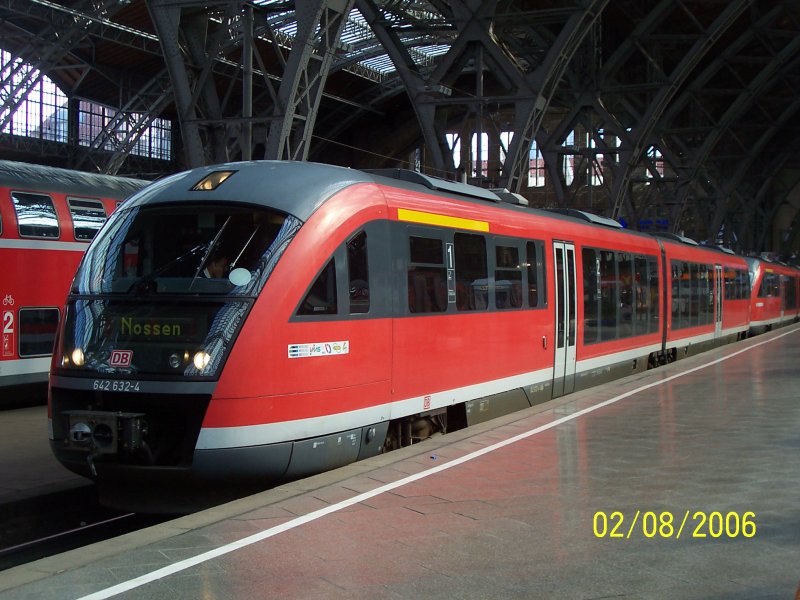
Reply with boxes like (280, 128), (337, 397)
(18, 308), (60, 357)
(495, 243), (522, 309)
(582, 248), (599, 344)
(11, 191), (60, 238)
(454, 233), (487, 311)
(647, 257), (660, 332)
(68, 197), (107, 241)
(526, 241), (546, 308)
(617, 253), (634, 338)
(408, 236), (447, 313)
(298, 258), (338, 315)
(348, 231), (369, 314)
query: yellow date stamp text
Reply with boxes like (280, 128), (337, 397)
(593, 511), (756, 539)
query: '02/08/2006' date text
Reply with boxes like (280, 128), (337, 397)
(593, 511), (756, 539)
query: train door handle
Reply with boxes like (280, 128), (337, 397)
(542, 336), (547, 349)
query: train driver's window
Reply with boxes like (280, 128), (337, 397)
(298, 259), (338, 315)
(11, 191), (60, 238)
(68, 197), (107, 241)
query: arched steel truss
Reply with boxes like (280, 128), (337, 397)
(1, 0), (800, 254)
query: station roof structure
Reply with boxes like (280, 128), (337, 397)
(1, 0), (800, 254)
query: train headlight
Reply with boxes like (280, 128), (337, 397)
(193, 351), (211, 370)
(71, 348), (85, 367)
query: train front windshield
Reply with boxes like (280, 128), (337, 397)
(56, 203), (301, 379)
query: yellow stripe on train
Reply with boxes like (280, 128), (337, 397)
(397, 208), (490, 232)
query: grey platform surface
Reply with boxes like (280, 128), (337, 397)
(2, 325), (799, 599)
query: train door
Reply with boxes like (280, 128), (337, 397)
(552, 241), (577, 397)
(714, 264), (723, 337)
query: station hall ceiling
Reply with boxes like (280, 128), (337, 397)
(1, 0), (800, 253)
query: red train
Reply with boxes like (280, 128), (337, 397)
(0, 160), (148, 396)
(45, 161), (797, 512)
(745, 257), (800, 335)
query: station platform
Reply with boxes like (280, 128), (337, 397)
(1, 325), (800, 599)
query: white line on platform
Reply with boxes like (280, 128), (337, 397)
(77, 327), (798, 600)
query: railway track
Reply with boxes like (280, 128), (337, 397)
(0, 485), (167, 571)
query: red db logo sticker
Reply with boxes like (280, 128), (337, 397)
(109, 350), (133, 367)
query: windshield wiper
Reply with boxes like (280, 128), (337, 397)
(127, 243), (208, 294)
(190, 217), (232, 289)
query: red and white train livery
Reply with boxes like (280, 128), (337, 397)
(745, 257), (800, 335)
(45, 161), (787, 511)
(0, 160), (147, 394)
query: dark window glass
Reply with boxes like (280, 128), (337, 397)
(495, 245), (522, 309)
(298, 259), (337, 315)
(647, 257), (660, 333)
(73, 204), (298, 297)
(696, 264), (712, 325)
(19, 308), (60, 357)
(68, 197), (107, 241)
(454, 233), (488, 311)
(410, 236), (443, 264)
(672, 260), (716, 329)
(555, 247), (565, 348)
(758, 272), (779, 298)
(348, 231), (369, 314)
(567, 248), (576, 345)
(599, 250), (617, 341)
(786, 277), (798, 310)
(408, 236), (446, 313)
(582, 248), (599, 344)
(526, 241), (546, 308)
(617, 253), (633, 338)
(11, 191), (59, 238)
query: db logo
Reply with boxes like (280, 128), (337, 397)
(423, 395), (431, 410)
(109, 350), (133, 367)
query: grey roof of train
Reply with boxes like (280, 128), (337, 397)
(120, 160), (731, 254)
(0, 160), (149, 199)
(123, 160), (629, 230)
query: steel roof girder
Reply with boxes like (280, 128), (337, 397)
(265, 0), (355, 161)
(148, 0), (206, 167)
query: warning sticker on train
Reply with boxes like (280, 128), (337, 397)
(288, 341), (349, 359)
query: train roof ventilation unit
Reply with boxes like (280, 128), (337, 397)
(651, 232), (700, 246)
(366, 169), (501, 203)
(546, 208), (623, 229)
(489, 188), (529, 206)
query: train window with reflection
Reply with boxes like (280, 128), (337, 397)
(495, 243), (523, 309)
(298, 258), (338, 315)
(18, 308), (60, 357)
(67, 197), (106, 241)
(408, 236), (447, 313)
(526, 241), (546, 308)
(11, 191), (59, 238)
(348, 231), (369, 314)
(71, 203), (301, 297)
(786, 276), (799, 310)
(454, 233), (487, 311)
(724, 268), (749, 300)
(758, 272), (780, 298)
